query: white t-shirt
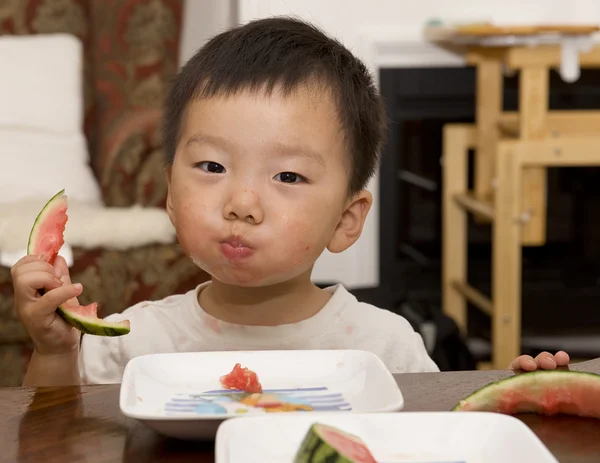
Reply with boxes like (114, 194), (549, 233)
(79, 282), (439, 384)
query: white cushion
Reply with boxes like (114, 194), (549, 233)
(0, 129), (102, 204)
(0, 33), (102, 206)
(0, 33), (176, 264)
(0, 33), (83, 133)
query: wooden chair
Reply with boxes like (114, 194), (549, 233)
(438, 25), (600, 369)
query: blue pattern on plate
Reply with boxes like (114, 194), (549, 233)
(163, 387), (352, 416)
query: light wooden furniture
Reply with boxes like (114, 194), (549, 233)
(435, 25), (600, 369)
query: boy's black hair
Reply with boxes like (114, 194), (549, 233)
(163, 16), (387, 194)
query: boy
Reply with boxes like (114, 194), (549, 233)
(11, 17), (569, 386)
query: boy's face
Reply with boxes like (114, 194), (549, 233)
(166, 84), (372, 287)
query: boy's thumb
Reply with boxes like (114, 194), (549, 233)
(54, 255), (72, 285)
(39, 284), (83, 315)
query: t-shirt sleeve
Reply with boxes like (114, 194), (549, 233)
(78, 313), (128, 385)
(325, 292), (441, 374)
(396, 330), (440, 373)
(377, 312), (441, 374)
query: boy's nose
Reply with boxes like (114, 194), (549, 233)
(223, 189), (263, 224)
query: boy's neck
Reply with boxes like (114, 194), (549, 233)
(198, 273), (331, 326)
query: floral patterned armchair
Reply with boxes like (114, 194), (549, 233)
(0, 0), (209, 386)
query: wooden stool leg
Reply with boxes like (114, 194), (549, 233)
(492, 142), (523, 369)
(520, 67), (549, 245)
(442, 124), (472, 334)
(475, 58), (503, 222)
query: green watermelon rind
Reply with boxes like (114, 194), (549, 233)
(293, 423), (375, 463)
(27, 189), (130, 337)
(57, 306), (130, 337)
(26, 189), (67, 256)
(452, 370), (600, 414)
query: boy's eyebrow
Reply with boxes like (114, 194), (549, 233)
(186, 132), (325, 166)
(186, 132), (233, 150)
(270, 141), (325, 167)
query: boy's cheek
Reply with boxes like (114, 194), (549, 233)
(287, 237), (326, 268)
(174, 203), (216, 233)
(280, 212), (337, 250)
(264, 221), (313, 263)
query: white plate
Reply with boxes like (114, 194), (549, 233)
(215, 412), (559, 463)
(119, 349), (403, 440)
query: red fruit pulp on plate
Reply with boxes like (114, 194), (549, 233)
(220, 363), (263, 393)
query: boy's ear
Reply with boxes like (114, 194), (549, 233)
(165, 166), (176, 227)
(327, 189), (372, 254)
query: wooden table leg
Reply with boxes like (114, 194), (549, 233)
(492, 142), (523, 369)
(519, 67), (549, 246)
(442, 124), (472, 333)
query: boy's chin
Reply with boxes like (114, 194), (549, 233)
(207, 266), (310, 288)
(211, 273), (291, 288)
(187, 252), (313, 288)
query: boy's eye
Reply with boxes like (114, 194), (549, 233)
(274, 172), (305, 183)
(195, 161), (225, 174)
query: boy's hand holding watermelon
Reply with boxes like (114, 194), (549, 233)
(11, 254), (83, 385)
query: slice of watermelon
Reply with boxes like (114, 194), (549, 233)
(220, 363), (263, 393)
(453, 370), (600, 418)
(27, 189), (68, 265)
(294, 423), (377, 463)
(27, 189), (130, 337)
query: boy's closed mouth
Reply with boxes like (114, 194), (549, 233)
(220, 236), (254, 260)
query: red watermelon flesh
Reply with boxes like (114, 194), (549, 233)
(453, 370), (600, 418)
(27, 190), (68, 265)
(319, 425), (377, 463)
(294, 423), (377, 463)
(27, 190), (130, 337)
(220, 363), (263, 393)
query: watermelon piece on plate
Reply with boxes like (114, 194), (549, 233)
(220, 363), (263, 393)
(294, 423), (377, 463)
(453, 370), (600, 418)
(27, 189), (130, 337)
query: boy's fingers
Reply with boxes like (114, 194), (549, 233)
(15, 271), (64, 297)
(510, 351), (569, 371)
(35, 284), (83, 316)
(555, 350), (570, 366)
(510, 355), (537, 371)
(54, 256), (80, 306)
(11, 260), (57, 280)
(10, 254), (45, 277)
(53, 256), (72, 284)
(11, 254), (43, 273)
(535, 352), (557, 370)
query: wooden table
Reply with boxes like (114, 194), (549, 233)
(3, 359), (600, 462)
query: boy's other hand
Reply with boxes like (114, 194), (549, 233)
(11, 254), (83, 356)
(510, 351), (570, 371)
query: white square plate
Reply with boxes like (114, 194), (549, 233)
(215, 412), (559, 463)
(119, 349), (403, 440)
